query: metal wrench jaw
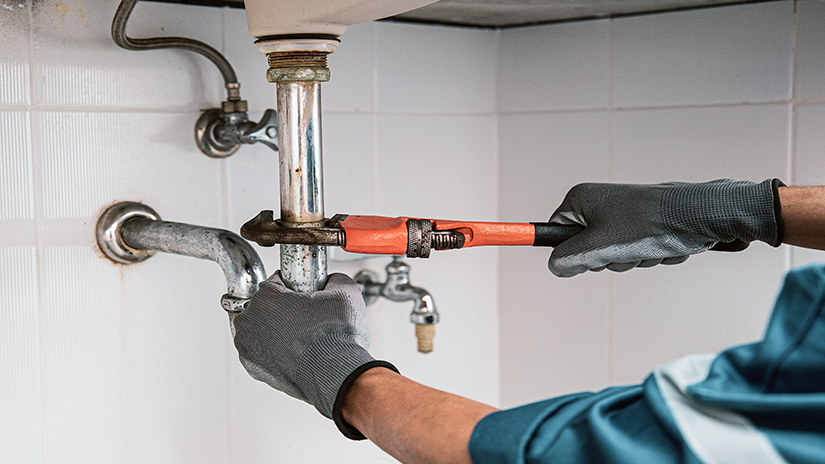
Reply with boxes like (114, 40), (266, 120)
(240, 210), (344, 247)
(240, 212), (466, 257)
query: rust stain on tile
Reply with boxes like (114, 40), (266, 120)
(52, 2), (67, 22)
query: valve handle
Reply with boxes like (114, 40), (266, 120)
(240, 109), (279, 151)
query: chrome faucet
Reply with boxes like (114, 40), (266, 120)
(355, 257), (439, 353)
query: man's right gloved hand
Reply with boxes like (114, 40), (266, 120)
(547, 179), (784, 277)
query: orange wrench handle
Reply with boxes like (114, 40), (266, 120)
(336, 215), (583, 256)
(431, 220), (536, 248)
(339, 215), (409, 255)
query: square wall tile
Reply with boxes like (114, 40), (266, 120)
(322, 112), (375, 215)
(325, 22), (375, 113)
(500, 248), (610, 407)
(613, 1), (794, 107)
(794, 104), (825, 185)
(231, 365), (393, 464)
(610, 246), (786, 384)
(40, 246), (122, 462)
(794, 1), (825, 100)
(120, 253), (231, 462)
(612, 104), (789, 183)
(376, 22), (497, 114)
(35, 111), (222, 224)
(375, 114), (496, 219)
(0, 246), (43, 464)
(0, 111), (34, 220)
(32, 1), (221, 109)
(498, 111), (610, 221)
(791, 103), (825, 267)
(0, 1), (31, 106)
(498, 20), (610, 113)
(497, 111), (611, 406)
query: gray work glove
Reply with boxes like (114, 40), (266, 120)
(547, 179), (784, 277)
(230, 272), (397, 440)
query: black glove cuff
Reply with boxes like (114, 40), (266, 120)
(771, 178), (786, 247)
(332, 360), (400, 441)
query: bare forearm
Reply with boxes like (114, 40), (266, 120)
(341, 367), (498, 464)
(779, 186), (825, 251)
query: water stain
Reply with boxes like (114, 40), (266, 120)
(52, 2), (66, 22)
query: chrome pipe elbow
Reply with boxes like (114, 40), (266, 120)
(96, 202), (267, 313)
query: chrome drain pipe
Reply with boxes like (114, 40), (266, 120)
(96, 202), (267, 313)
(257, 38), (339, 292)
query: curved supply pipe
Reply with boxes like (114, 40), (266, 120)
(111, 0), (242, 102)
(96, 202), (267, 313)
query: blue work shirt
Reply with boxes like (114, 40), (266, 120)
(469, 262), (825, 464)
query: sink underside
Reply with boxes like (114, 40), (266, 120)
(148, 0), (769, 28)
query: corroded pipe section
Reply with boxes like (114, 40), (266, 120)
(96, 202), (266, 312)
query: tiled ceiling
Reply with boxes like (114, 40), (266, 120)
(150, 0), (770, 29)
(389, 0), (768, 28)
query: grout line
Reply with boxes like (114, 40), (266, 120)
(371, 23), (380, 213)
(491, 28), (503, 406)
(26, 0), (48, 458)
(788, 1), (798, 187)
(4, 100), (824, 117)
(606, 17), (615, 386)
(496, 99), (825, 117)
(0, 105), (220, 114)
(786, 1), (799, 270)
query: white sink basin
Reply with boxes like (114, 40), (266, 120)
(244, 0), (438, 38)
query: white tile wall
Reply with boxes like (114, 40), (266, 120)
(375, 114), (497, 219)
(375, 22), (498, 114)
(0, 1), (30, 106)
(39, 246), (122, 462)
(0, 246), (42, 464)
(498, 20), (610, 113)
(794, 0), (825, 101)
(792, 103), (825, 268)
(32, 1), (222, 108)
(36, 111), (223, 222)
(2, 0), (824, 461)
(498, 111), (611, 405)
(613, 1), (794, 107)
(497, 1), (820, 407)
(612, 105), (789, 182)
(0, 111), (33, 219)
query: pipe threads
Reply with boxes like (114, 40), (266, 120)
(267, 51), (329, 69)
(265, 51), (332, 82)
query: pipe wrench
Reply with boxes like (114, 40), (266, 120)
(241, 211), (582, 258)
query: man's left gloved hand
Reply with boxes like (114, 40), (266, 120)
(230, 272), (397, 440)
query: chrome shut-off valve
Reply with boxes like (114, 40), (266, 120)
(195, 106), (279, 158)
(355, 257), (439, 353)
